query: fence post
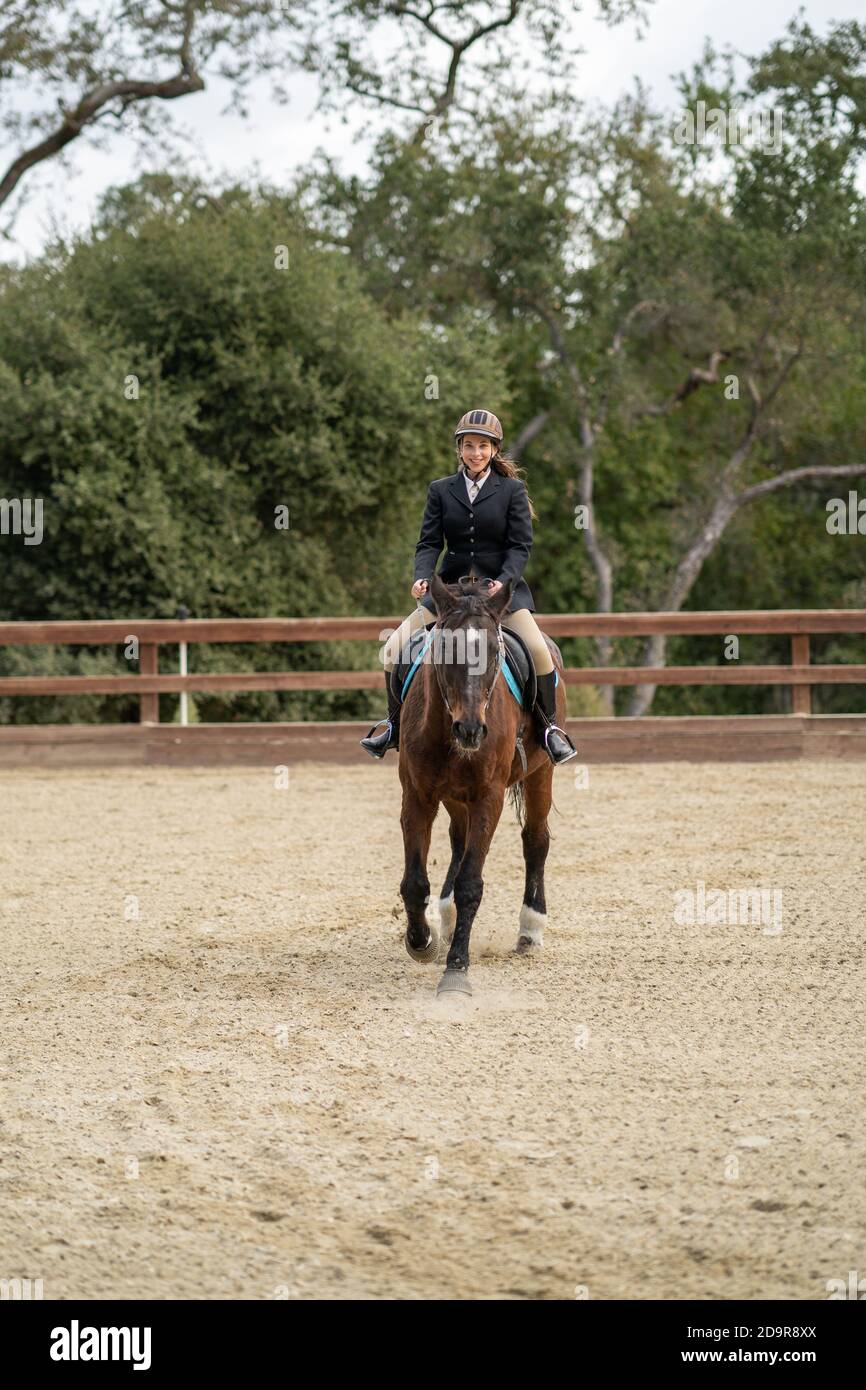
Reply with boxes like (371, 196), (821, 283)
(791, 634), (811, 715)
(177, 605), (189, 726)
(140, 643), (159, 723)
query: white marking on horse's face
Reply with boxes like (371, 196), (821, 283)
(465, 626), (483, 670)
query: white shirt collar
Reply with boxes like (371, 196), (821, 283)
(460, 461), (491, 496)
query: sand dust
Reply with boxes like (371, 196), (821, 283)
(1, 759), (864, 1300)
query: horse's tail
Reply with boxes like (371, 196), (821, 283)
(508, 779), (526, 829)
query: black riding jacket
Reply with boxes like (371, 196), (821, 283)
(412, 470), (535, 613)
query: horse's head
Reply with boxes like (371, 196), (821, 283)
(428, 573), (514, 751)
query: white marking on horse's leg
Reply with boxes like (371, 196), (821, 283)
(405, 894), (440, 963)
(517, 902), (547, 948)
(438, 892), (457, 943)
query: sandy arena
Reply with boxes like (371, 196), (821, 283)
(1, 759), (864, 1300)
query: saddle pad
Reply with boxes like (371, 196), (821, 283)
(390, 624), (537, 712)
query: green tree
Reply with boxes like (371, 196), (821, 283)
(0, 182), (507, 722)
(306, 18), (866, 713)
(0, 0), (648, 229)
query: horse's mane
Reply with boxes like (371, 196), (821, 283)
(437, 595), (498, 624)
(435, 578), (503, 622)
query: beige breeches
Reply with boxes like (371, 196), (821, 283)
(382, 604), (555, 676)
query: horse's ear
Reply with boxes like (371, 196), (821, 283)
(486, 577), (514, 621)
(429, 572), (460, 618)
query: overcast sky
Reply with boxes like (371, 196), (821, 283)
(2, 0), (860, 263)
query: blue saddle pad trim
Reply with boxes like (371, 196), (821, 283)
(501, 662), (523, 706)
(400, 629), (436, 701)
(398, 628), (527, 707)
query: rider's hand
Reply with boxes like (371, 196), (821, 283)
(485, 579), (503, 597)
(411, 579), (429, 599)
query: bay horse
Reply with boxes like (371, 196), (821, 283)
(398, 572), (567, 996)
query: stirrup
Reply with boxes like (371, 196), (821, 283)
(360, 717), (398, 759)
(542, 723), (578, 765)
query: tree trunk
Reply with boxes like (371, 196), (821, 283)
(626, 490), (740, 716)
(578, 421), (615, 714)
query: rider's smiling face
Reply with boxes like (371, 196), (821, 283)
(459, 434), (494, 474)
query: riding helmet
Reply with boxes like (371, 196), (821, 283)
(454, 410), (503, 445)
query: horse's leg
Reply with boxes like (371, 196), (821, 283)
(438, 790), (505, 996)
(401, 787), (440, 964)
(516, 760), (554, 952)
(435, 799), (467, 948)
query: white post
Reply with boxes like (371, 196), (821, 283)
(179, 641), (188, 726)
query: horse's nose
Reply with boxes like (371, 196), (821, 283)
(452, 720), (487, 748)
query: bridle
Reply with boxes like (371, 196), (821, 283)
(430, 617), (506, 724)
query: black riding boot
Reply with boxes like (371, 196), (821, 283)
(534, 670), (578, 764)
(360, 670), (401, 759)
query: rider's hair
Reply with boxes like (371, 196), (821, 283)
(455, 438), (539, 521)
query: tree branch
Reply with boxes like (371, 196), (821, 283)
(0, 68), (205, 211)
(737, 462), (866, 506)
(518, 291), (615, 707)
(0, 0), (204, 213)
(598, 298), (666, 421)
(407, 0), (522, 144)
(626, 341), (812, 715)
(344, 80), (427, 115)
(609, 298), (666, 357)
(507, 410), (551, 458)
(635, 348), (730, 418)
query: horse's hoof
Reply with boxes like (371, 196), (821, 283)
(516, 933), (544, 954)
(405, 929), (439, 964)
(437, 968), (472, 997)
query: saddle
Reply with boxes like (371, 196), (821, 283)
(389, 623), (538, 713)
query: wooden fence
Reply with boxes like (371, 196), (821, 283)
(0, 609), (864, 765)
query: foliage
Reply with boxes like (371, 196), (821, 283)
(0, 185), (507, 721)
(2, 15), (865, 722)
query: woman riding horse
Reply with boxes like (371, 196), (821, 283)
(361, 409), (577, 764)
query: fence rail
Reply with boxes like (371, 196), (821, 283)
(0, 610), (865, 723)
